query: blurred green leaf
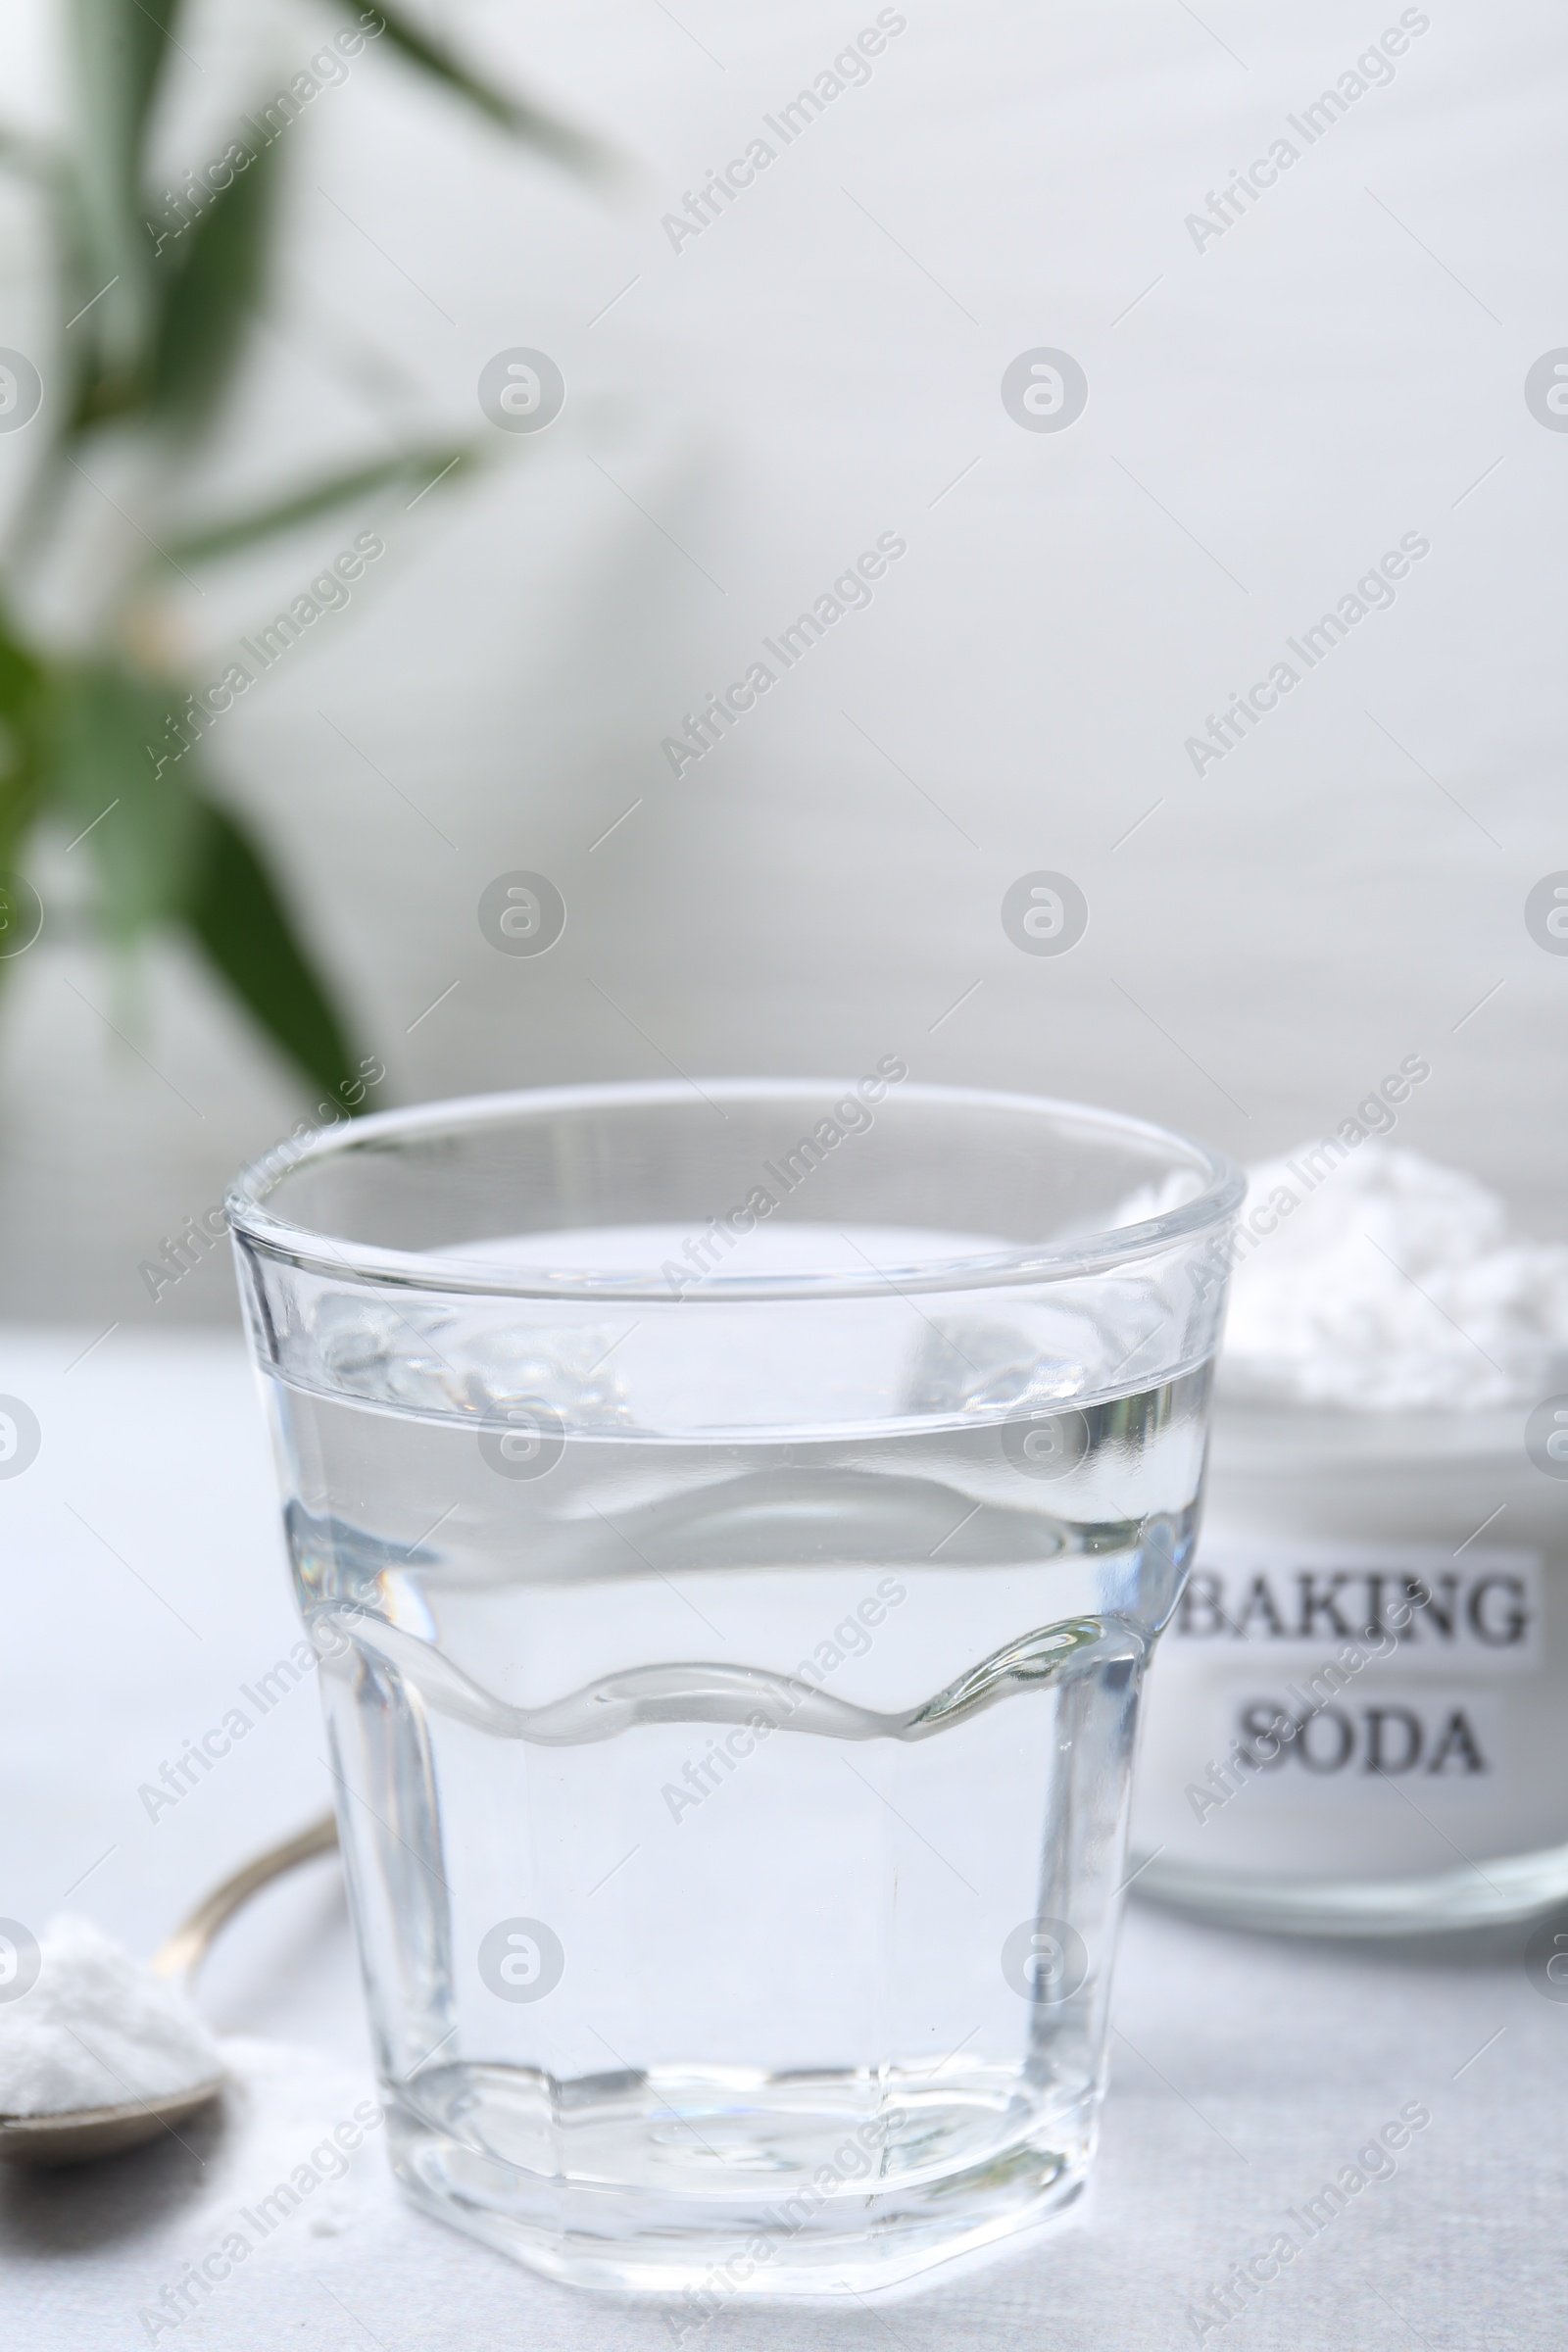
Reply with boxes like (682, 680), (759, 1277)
(0, 611), (45, 722)
(71, 0), (181, 184)
(167, 445), (473, 565)
(149, 130), (279, 439)
(184, 795), (356, 1102)
(44, 662), (205, 941)
(25, 658), (359, 1102)
(0, 608), (47, 854)
(66, 0), (184, 381)
(336, 1), (619, 176)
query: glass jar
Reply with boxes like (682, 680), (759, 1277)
(1130, 1396), (1568, 1934)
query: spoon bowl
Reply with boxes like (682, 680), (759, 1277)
(0, 1811), (338, 2168)
(0, 2077), (228, 2168)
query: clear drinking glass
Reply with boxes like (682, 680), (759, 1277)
(226, 1079), (1240, 2302)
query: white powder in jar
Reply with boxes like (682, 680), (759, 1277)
(1220, 1143), (1568, 1410)
(0, 1915), (222, 2117)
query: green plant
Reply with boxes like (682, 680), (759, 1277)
(0, 0), (599, 1105)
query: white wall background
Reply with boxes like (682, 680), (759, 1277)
(1, 0), (1564, 1323)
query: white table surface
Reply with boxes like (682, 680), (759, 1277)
(1, 1329), (1562, 2351)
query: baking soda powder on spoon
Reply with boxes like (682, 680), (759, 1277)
(0, 1915), (221, 2119)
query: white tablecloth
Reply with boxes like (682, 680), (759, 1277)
(1, 1332), (1562, 2349)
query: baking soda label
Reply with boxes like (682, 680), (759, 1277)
(1228, 1689), (1504, 1786)
(1170, 1544), (1541, 1671)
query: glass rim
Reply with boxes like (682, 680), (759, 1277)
(225, 1079), (1245, 1302)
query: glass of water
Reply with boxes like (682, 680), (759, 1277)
(227, 1079), (1239, 2302)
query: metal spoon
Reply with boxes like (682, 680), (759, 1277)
(0, 1811), (338, 2167)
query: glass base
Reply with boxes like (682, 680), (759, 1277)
(1131, 1836), (1568, 1936)
(386, 2064), (1092, 2301)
